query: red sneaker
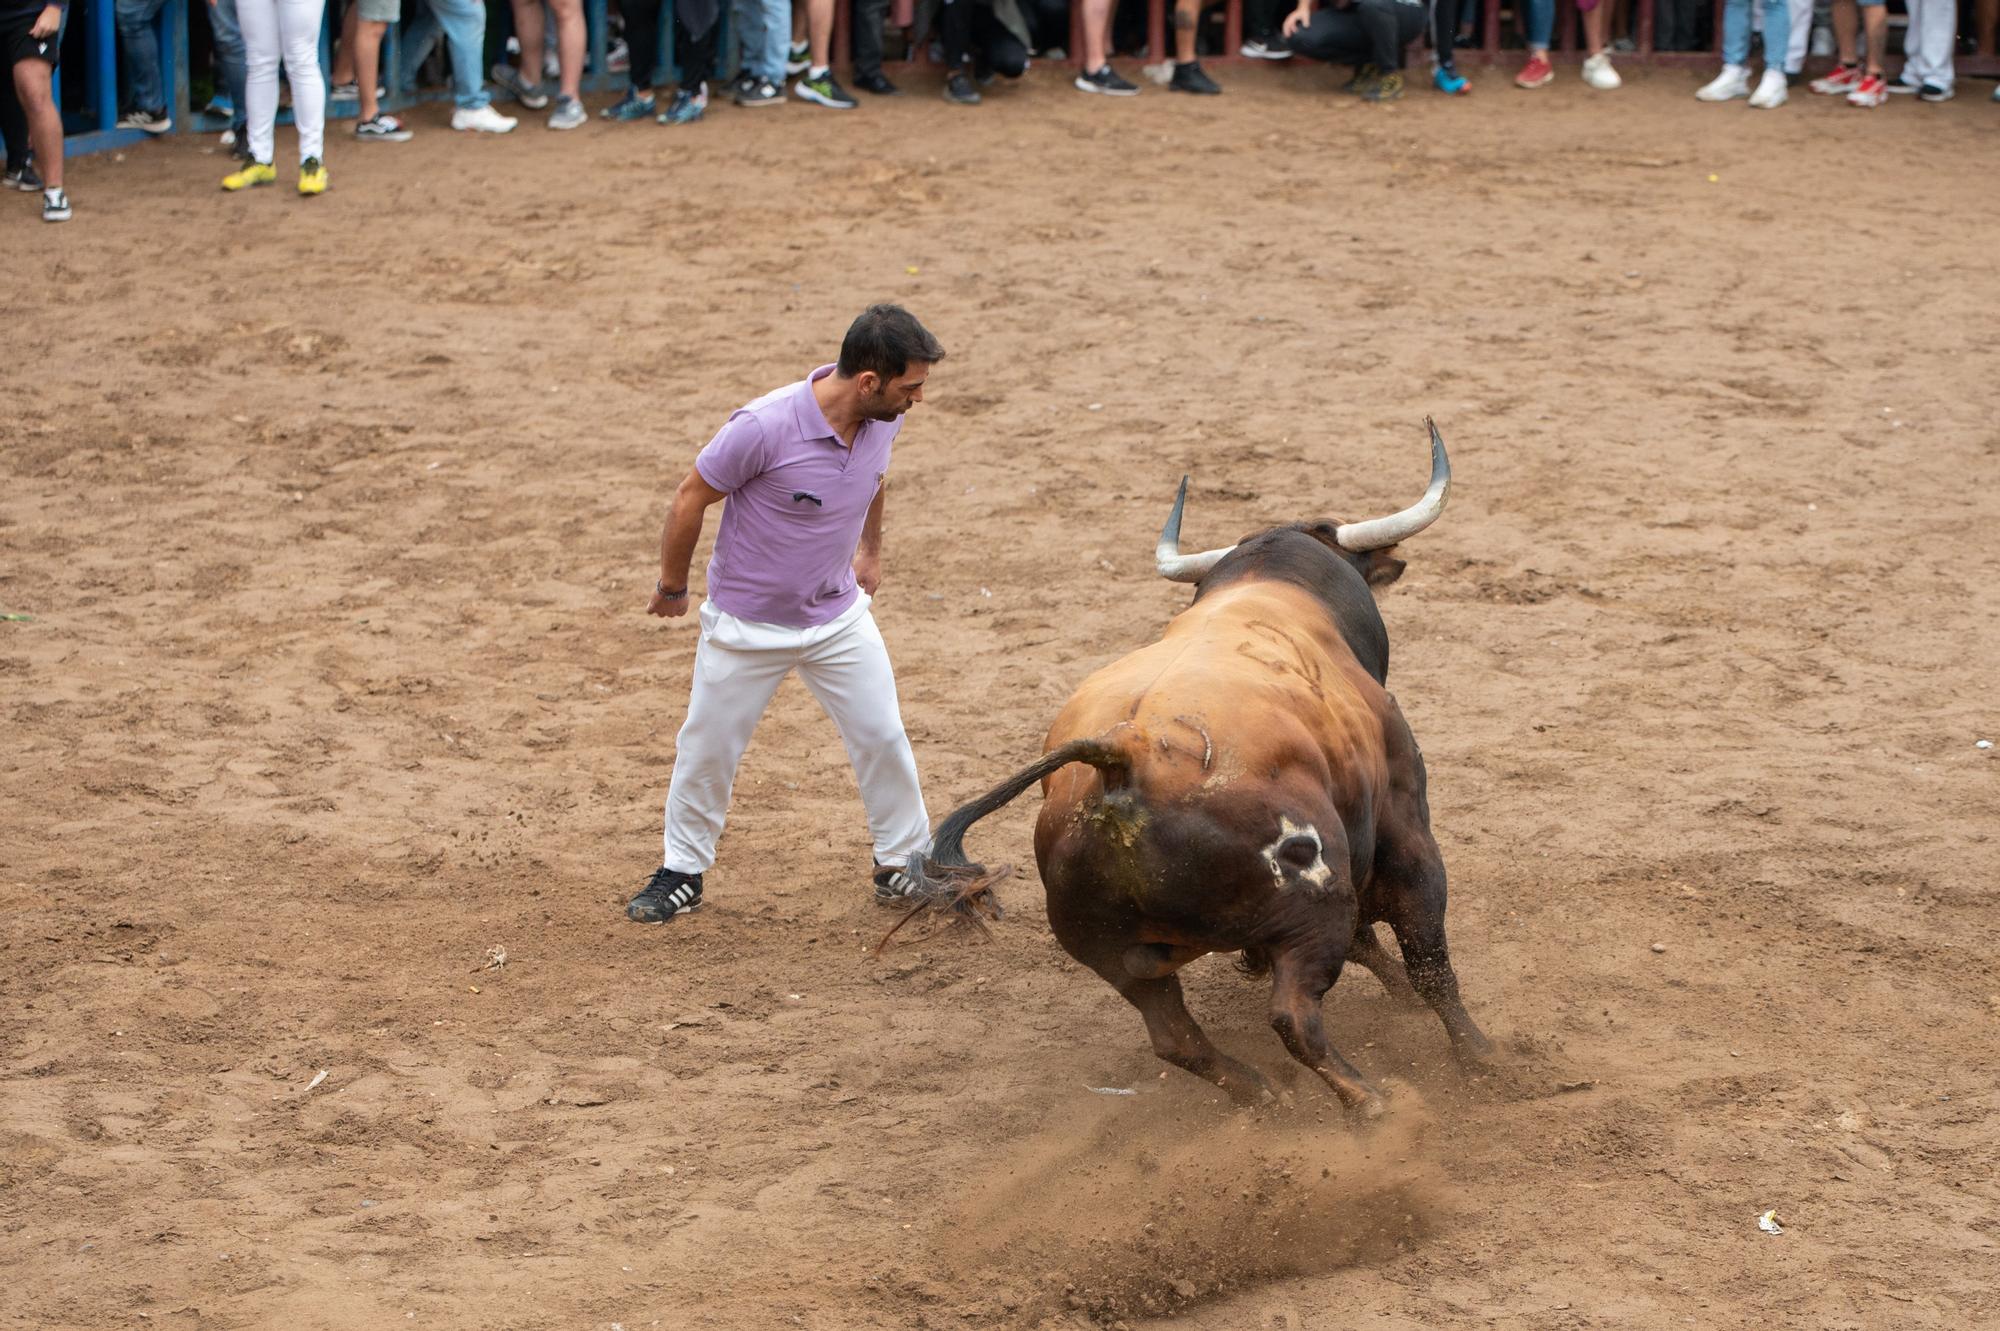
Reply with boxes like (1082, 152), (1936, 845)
(1809, 62), (1862, 95)
(1516, 52), (1554, 88)
(1846, 72), (1887, 106)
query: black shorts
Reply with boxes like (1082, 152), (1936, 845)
(2, 13), (62, 69)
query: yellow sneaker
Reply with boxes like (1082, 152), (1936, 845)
(221, 160), (276, 191)
(297, 156), (328, 196)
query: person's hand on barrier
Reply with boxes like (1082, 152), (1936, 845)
(853, 550), (881, 597)
(649, 581), (693, 618)
(1281, 3), (1310, 36)
(30, 4), (60, 36)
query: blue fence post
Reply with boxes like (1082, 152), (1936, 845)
(164, 0), (189, 127)
(94, 0), (118, 129)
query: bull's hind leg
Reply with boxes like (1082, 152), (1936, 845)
(1267, 946), (1387, 1120)
(1347, 922), (1423, 1007)
(1377, 837), (1493, 1065)
(1117, 973), (1275, 1107)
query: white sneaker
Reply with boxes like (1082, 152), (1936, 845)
(1696, 64), (1752, 101)
(1747, 66), (1788, 108)
(1582, 51), (1621, 90)
(451, 104), (519, 133)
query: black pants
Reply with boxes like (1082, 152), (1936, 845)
(1, 64), (27, 171)
(1287, 0), (1425, 70)
(852, 0), (888, 78)
(623, 0), (721, 89)
(1244, 0), (1285, 41)
(941, 0), (1028, 74)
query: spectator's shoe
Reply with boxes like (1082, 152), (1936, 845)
(1360, 69), (1404, 101)
(1747, 66), (1788, 107)
(1917, 83), (1953, 102)
(1170, 60), (1221, 94)
(1075, 63), (1140, 95)
(786, 41), (811, 76)
(726, 70), (756, 99)
(41, 187), (69, 223)
(795, 69), (858, 108)
(658, 86), (708, 123)
(1432, 64), (1469, 94)
(735, 77), (783, 106)
(5, 161), (42, 191)
(1515, 52), (1553, 87)
(1845, 72), (1887, 106)
(328, 80), (359, 102)
(1339, 62), (1378, 93)
(355, 113), (414, 140)
(548, 94), (587, 129)
(1695, 63), (1751, 100)
(943, 71), (982, 104)
(491, 62), (551, 109)
(117, 108), (173, 134)
(297, 156), (328, 196)
(855, 71), (902, 95)
(1239, 36), (1291, 59)
(873, 863), (924, 905)
(1885, 74), (1920, 94)
(221, 160), (276, 191)
(600, 90), (656, 120)
(628, 867), (703, 922)
(1808, 62), (1862, 94)
(451, 104), (519, 132)
(606, 37), (630, 72)
(1581, 51), (1620, 89)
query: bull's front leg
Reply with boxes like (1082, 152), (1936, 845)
(1119, 973), (1276, 1108)
(1266, 946), (1386, 1121)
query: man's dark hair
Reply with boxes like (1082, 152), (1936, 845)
(837, 305), (946, 380)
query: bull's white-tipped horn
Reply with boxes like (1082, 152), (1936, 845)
(1154, 475), (1237, 584)
(1332, 418), (1452, 552)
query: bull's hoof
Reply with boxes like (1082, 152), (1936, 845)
(1348, 1093), (1389, 1125)
(1452, 1029), (1501, 1074)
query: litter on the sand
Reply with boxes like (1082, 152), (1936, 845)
(1087, 1086), (1137, 1096)
(305, 1069), (329, 1092)
(1757, 1210), (1785, 1235)
(1977, 740), (1993, 750)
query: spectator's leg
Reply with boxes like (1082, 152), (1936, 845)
(210, 0), (249, 131)
(115, 0), (168, 113)
(1758, 0), (1787, 69)
(332, 0), (358, 82)
(1580, 0), (1609, 53)
(1, 55), (29, 170)
(12, 56), (61, 190)
(941, 0), (973, 65)
(804, 0), (833, 68)
(756, 0), (790, 80)
(977, 5), (1029, 72)
(432, 0), (496, 106)
(624, 0), (661, 88)
(1287, 3), (1369, 62)
(277, 0), (328, 160)
(1350, 0), (1422, 69)
(1172, 0), (1198, 63)
(1524, 0), (1553, 52)
(395, 0), (441, 85)
(355, 16), (390, 118)
(1857, 0), (1883, 72)
(675, 3), (720, 85)
(1719, 0), (1749, 61)
(1826, 0), (1855, 63)
(237, 0), (280, 161)
(1080, 0), (1112, 66)
(546, 0), (585, 98)
(1783, 0), (1811, 69)
(508, 0), (547, 86)
(851, 0), (887, 76)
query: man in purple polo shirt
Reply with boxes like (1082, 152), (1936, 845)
(628, 305), (947, 924)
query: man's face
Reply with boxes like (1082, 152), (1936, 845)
(860, 362), (931, 421)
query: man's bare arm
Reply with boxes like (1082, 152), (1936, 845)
(649, 468), (729, 618)
(853, 485), (886, 595)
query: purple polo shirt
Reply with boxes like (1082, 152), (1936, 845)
(694, 364), (901, 628)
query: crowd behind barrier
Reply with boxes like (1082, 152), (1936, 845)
(4, 0), (1997, 221)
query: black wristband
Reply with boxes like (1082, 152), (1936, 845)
(656, 581), (688, 599)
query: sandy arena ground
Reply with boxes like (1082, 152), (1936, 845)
(4, 63), (1999, 1331)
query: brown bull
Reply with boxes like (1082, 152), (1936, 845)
(909, 421), (1490, 1118)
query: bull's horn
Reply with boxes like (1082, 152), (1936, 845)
(1333, 418), (1452, 552)
(1155, 476), (1237, 583)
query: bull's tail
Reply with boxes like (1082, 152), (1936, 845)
(882, 738), (1133, 952)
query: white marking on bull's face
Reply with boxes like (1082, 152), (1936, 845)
(1261, 817), (1333, 893)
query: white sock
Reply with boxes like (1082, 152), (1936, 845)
(807, 65), (828, 79)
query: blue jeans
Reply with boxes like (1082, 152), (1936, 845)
(209, 0), (248, 126)
(1720, 0), (1788, 64)
(731, 0), (789, 83)
(1523, 0), (1553, 47)
(398, 0), (494, 107)
(116, 0), (170, 112)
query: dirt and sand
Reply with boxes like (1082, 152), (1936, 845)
(4, 64), (1999, 1331)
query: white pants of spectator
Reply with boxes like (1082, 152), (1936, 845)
(1899, 0), (1956, 91)
(238, 0), (326, 165)
(662, 595), (930, 876)
(1782, 0), (1814, 72)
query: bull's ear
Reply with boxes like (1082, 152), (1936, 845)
(1361, 549), (1407, 588)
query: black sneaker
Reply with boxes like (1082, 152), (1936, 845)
(1917, 83), (1954, 102)
(1074, 63), (1139, 95)
(735, 77), (783, 107)
(1170, 60), (1221, 94)
(794, 68), (859, 108)
(628, 867), (704, 922)
(5, 161), (42, 191)
(1360, 70), (1404, 101)
(727, 70), (756, 98)
(873, 863), (924, 905)
(1339, 61), (1379, 94)
(1238, 36), (1291, 59)
(854, 71), (902, 95)
(943, 71), (982, 104)
(117, 107), (173, 133)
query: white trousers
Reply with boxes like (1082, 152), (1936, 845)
(239, 0), (327, 164)
(1783, 0), (1814, 72)
(1900, 0), (1956, 90)
(662, 596), (930, 875)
